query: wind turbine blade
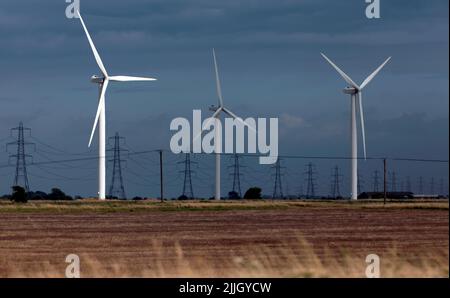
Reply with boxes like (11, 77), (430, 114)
(360, 57), (391, 90)
(192, 108), (222, 143)
(88, 80), (109, 147)
(77, 11), (108, 77)
(222, 107), (256, 132)
(321, 53), (359, 89)
(358, 92), (367, 160)
(213, 49), (224, 107)
(109, 76), (157, 82)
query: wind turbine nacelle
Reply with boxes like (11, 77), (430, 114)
(90, 75), (105, 84)
(343, 87), (358, 95)
(209, 105), (219, 112)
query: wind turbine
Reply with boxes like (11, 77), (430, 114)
(321, 53), (391, 200)
(77, 11), (157, 200)
(197, 49), (252, 200)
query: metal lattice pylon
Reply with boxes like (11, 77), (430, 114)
(179, 153), (195, 199)
(107, 133), (127, 199)
(330, 166), (342, 198)
(304, 163), (317, 199)
(272, 159), (284, 199)
(230, 154), (243, 198)
(7, 122), (34, 192)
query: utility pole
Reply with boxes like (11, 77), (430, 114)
(159, 150), (164, 202)
(272, 159), (284, 199)
(372, 170), (380, 192)
(304, 163), (317, 199)
(107, 133), (127, 199)
(7, 122), (35, 192)
(229, 154), (243, 198)
(179, 153), (195, 199)
(330, 166), (342, 199)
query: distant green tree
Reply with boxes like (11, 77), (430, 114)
(48, 188), (72, 201)
(228, 191), (240, 200)
(244, 187), (262, 200)
(11, 186), (27, 203)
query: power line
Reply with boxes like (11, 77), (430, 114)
(30, 136), (95, 156)
(0, 151), (448, 170)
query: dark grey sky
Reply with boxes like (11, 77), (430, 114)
(0, 0), (448, 198)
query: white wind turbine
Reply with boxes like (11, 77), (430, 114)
(321, 53), (391, 200)
(77, 11), (157, 200)
(197, 49), (253, 200)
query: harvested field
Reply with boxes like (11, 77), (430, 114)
(0, 200), (448, 277)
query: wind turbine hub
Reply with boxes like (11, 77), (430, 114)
(209, 105), (219, 112)
(90, 75), (105, 84)
(343, 87), (358, 95)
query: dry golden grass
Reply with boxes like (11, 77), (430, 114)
(2, 237), (448, 278)
(0, 199), (447, 213)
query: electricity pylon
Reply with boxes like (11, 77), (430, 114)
(7, 122), (35, 192)
(372, 170), (380, 192)
(418, 176), (424, 194)
(330, 166), (342, 198)
(390, 171), (397, 192)
(179, 153), (195, 199)
(272, 159), (284, 199)
(229, 154), (243, 198)
(304, 163), (317, 199)
(357, 171), (365, 194)
(107, 132), (127, 199)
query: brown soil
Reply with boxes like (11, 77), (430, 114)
(0, 206), (448, 277)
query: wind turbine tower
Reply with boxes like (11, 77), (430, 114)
(321, 53), (391, 200)
(196, 49), (252, 200)
(76, 11), (157, 199)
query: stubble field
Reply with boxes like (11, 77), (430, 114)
(0, 200), (448, 277)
